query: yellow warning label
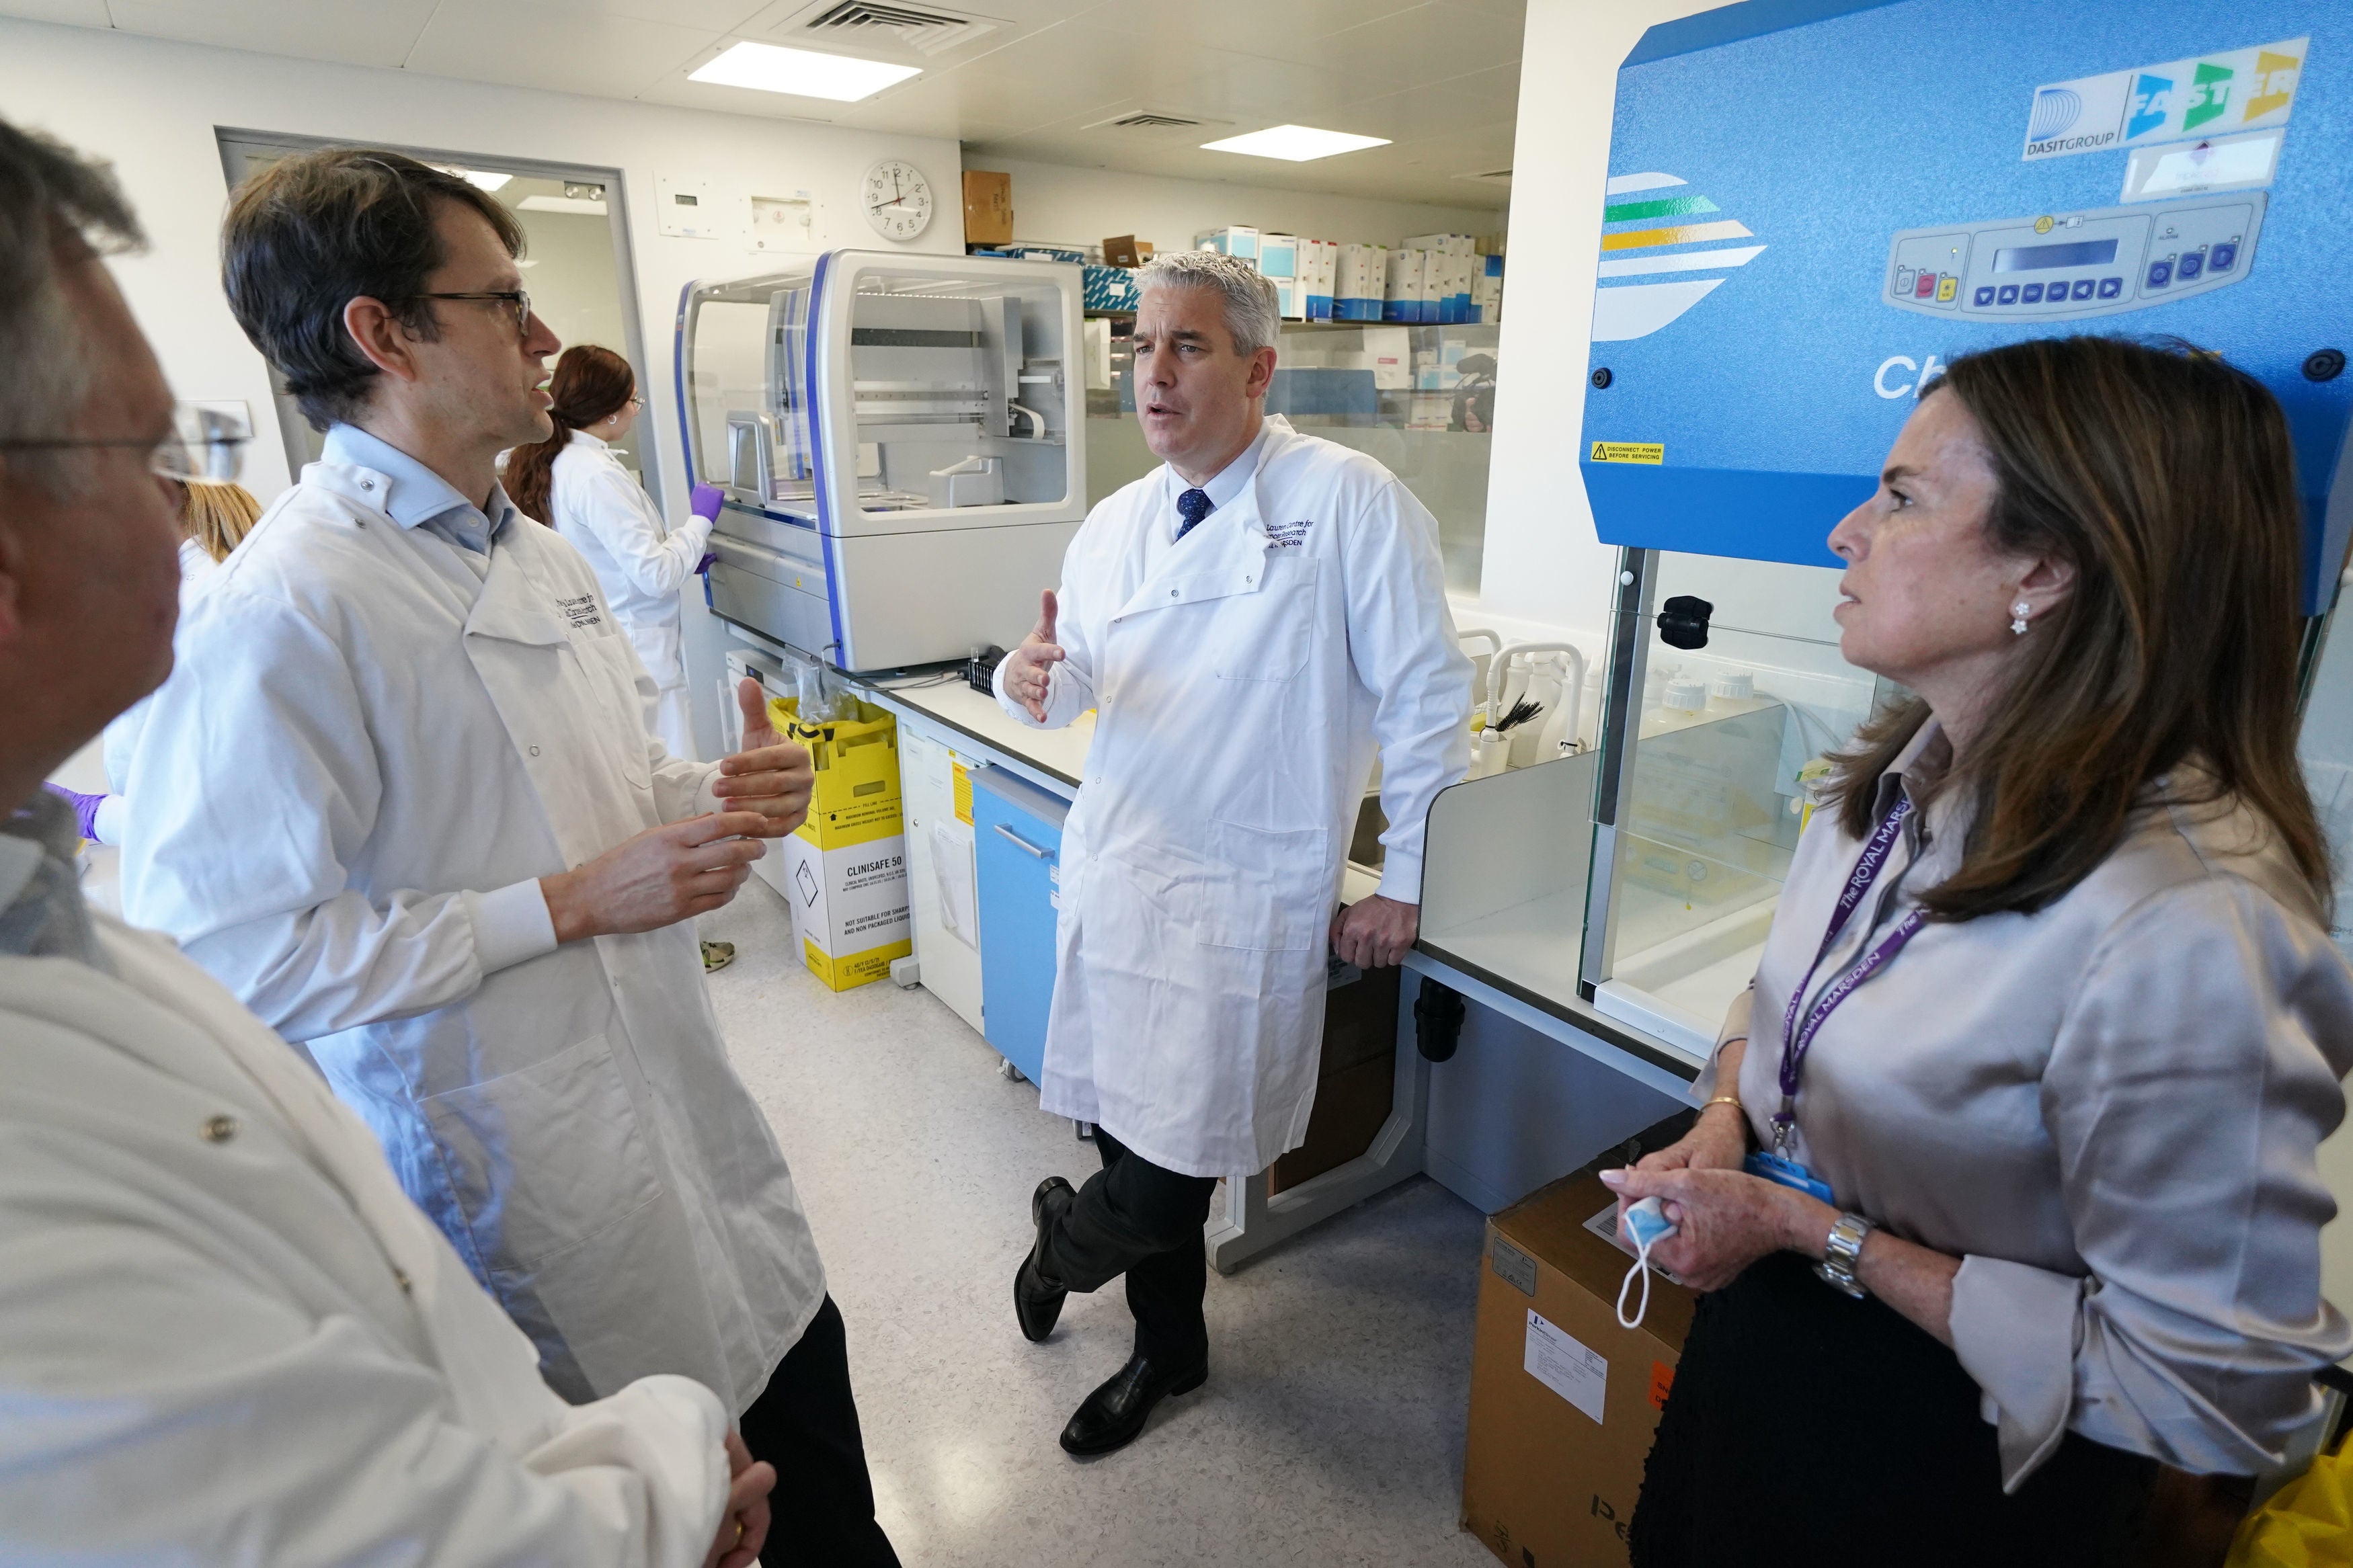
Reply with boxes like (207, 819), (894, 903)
(1589, 442), (1665, 465)
(952, 762), (973, 825)
(801, 936), (912, 992)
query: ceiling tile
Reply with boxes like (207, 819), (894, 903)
(97, 0), (440, 67)
(1069, 0), (1427, 69)
(856, 22), (1150, 129)
(1345, 63), (1519, 144)
(0, 0), (112, 27)
(1136, 45), (1386, 126)
(1316, 1), (1522, 85)
(557, 0), (768, 30)
(405, 1), (723, 99)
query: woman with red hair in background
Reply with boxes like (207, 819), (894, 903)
(508, 345), (713, 759)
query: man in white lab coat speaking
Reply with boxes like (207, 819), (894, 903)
(121, 149), (898, 1566)
(996, 250), (1471, 1454)
(0, 116), (770, 1566)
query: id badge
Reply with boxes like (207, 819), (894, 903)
(1745, 1150), (1835, 1204)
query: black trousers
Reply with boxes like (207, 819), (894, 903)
(1630, 1251), (2158, 1568)
(1037, 1126), (1220, 1365)
(734, 1294), (901, 1568)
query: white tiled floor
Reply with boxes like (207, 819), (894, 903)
(700, 879), (1497, 1568)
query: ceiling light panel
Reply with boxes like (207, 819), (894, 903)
(689, 40), (922, 101)
(1198, 124), (1390, 162)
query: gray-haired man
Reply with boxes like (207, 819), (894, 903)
(996, 251), (1471, 1454)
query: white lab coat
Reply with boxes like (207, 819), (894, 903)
(0, 910), (730, 1564)
(996, 416), (1470, 1176)
(120, 458), (825, 1415)
(96, 537), (220, 835)
(549, 429), (712, 760)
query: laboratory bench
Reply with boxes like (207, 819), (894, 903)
(722, 629), (1705, 1270)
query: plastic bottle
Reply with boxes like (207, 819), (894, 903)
(1536, 655), (1578, 760)
(1509, 655), (1562, 768)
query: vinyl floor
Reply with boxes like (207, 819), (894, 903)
(699, 878), (1499, 1568)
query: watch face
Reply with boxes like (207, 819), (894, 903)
(863, 160), (932, 242)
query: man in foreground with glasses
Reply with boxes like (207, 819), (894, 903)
(118, 147), (900, 1565)
(0, 117), (772, 1565)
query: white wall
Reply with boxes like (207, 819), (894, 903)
(975, 155), (1502, 257)
(1476, 0), (1738, 649)
(0, 15), (965, 758)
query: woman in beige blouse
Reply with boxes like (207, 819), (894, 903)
(1610, 336), (2353, 1565)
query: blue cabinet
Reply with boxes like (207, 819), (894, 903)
(969, 768), (1070, 1087)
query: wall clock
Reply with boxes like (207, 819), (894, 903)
(862, 159), (933, 242)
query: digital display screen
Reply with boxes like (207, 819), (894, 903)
(1992, 239), (2118, 273)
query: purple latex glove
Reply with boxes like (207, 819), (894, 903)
(690, 483), (725, 522)
(42, 781), (106, 842)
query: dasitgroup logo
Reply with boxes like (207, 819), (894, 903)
(2028, 85), (2084, 141)
(1591, 172), (1765, 341)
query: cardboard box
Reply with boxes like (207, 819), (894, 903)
(1385, 247), (1433, 323)
(1195, 225), (1259, 261)
(760, 695), (912, 990)
(1461, 1172), (1695, 1568)
(1103, 234), (1148, 267)
(1258, 232), (1299, 279)
(963, 169), (1012, 247)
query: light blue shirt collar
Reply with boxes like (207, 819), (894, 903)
(323, 423), (519, 555)
(1164, 420), (1269, 538)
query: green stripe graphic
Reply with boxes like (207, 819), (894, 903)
(1603, 195), (1721, 222)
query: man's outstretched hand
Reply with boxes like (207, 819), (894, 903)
(1000, 589), (1065, 722)
(712, 677), (815, 835)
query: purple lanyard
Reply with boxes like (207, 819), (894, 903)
(1771, 797), (1927, 1151)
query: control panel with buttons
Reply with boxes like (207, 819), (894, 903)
(1883, 194), (2265, 321)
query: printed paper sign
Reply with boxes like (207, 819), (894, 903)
(1524, 1310), (1609, 1424)
(2022, 37), (2307, 161)
(2120, 126), (2284, 203)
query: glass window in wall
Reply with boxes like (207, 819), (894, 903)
(1084, 319), (1498, 594)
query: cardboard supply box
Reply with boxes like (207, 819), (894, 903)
(963, 169), (1013, 247)
(761, 695), (912, 991)
(1461, 1172), (1695, 1568)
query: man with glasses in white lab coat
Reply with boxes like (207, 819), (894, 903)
(0, 116), (772, 1565)
(119, 148), (899, 1567)
(999, 249), (1472, 1455)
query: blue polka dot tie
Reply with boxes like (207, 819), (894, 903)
(1175, 487), (1213, 542)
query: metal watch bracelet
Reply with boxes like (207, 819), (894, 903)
(1814, 1211), (1873, 1298)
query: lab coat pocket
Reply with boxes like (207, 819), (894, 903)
(1213, 555), (1320, 682)
(1199, 821), (1328, 951)
(420, 1032), (664, 1270)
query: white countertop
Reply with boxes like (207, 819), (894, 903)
(852, 671), (1381, 907)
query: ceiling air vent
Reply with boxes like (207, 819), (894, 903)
(1082, 110), (1230, 134)
(791, 1), (1002, 56)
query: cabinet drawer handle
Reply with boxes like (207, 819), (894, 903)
(992, 823), (1054, 860)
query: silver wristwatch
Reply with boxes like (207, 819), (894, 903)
(1814, 1212), (1874, 1298)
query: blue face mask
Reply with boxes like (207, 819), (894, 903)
(1617, 1194), (1679, 1330)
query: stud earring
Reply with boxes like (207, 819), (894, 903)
(2010, 600), (2032, 635)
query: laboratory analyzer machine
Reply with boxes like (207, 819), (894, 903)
(677, 251), (1088, 671)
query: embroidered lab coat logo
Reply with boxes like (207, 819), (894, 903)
(1268, 518), (1314, 548)
(557, 593), (603, 629)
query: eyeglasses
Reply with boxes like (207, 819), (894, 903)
(0, 434), (247, 483)
(411, 289), (533, 336)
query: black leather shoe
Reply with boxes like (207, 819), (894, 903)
(1015, 1176), (1075, 1344)
(1058, 1352), (1208, 1456)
